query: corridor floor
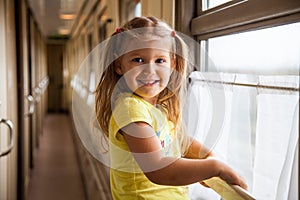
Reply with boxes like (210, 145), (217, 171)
(26, 114), (86, 200)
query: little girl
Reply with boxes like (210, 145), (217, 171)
(95, 16), (247, 199)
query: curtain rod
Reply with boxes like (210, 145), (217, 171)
(195, 79), (299, 92)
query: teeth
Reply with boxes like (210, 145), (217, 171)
(139, 80), (158, 85)
(144, 81), (155, 84)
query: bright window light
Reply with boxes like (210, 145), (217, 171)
(205, 22), (300, 75)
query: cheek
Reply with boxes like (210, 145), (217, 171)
(124, 66), (143, 77)
(122, 67), (141, 87)
(159, 67), (172, 79)
(156, 69), (171, 87)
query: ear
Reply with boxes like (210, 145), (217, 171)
(115, 65), (123, 75)
(114, 58), (123, 75)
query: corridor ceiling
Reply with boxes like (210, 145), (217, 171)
(27, 0), (84, 41)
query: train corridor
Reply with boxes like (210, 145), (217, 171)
(26, 114), (86, 200)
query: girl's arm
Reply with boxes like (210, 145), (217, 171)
(121, 122), (247, 189)
(184, 137), (214, 159)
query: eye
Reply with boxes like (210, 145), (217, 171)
(132, 57), (144, 63)
(156, 58), (166, 64)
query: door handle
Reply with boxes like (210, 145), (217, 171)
(25, 95), (35, 116)
(0, 118), (14, 157)
(34, 87), (41, 102)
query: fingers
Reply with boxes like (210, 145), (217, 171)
(236, 175), (248, 190)
(217, 160), (248, 190)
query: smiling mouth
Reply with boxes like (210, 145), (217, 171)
(137, 80), (160, 86)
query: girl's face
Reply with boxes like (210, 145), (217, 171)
(116, 48), (174, 105)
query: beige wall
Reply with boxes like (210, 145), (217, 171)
(141, 0), (175, 28)
(105, 0), (175, 36)
(105, 0), (120, 36)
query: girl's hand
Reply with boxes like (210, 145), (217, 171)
(184, 139), (247, 189)
(199, 157), (247, 190)
(214, 158), (248, 190)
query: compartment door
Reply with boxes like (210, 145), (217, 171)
(0, 0), (18, 199)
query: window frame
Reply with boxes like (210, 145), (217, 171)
(192, 0), (300, 40)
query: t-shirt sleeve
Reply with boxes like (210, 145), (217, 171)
(110, 96), (152, 139)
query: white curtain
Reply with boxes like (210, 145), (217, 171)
(252, 76), (299, 200)
(185, 72), (299, 200)
(186, 72), (235, 200)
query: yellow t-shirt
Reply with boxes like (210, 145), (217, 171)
(109, 93), (189, 200)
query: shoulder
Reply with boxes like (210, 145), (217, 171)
(111, 93), (153, 128)
(113, 93), (150, 114)
(109, 93), (155, 139)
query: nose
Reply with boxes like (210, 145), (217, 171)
(142, 63), (156, 75)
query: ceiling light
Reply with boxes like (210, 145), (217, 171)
(58, 28), (70, 35)
(60, 14), (76, 20)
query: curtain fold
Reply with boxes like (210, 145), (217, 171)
(225, 74), (257, 192)
(287, 141), (298, 200)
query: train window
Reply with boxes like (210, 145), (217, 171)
(201, 22), (300, 75)
(188, 1), (299, 199)
(202, 0), (233, 10)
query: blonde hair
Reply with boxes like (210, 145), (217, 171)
(95, 16), (190, 154)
